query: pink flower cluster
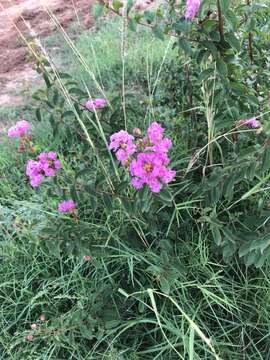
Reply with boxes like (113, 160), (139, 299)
(109, 122), (176, 193)
(85, 98), (107, 110)
(185, 0), (202, 19)
(239, 117), (261, 129)
(8, 120), (31, 138)
(8, 120), (77, 214)
(26, 152), (61, 187)
(109, 130), (136, 164)
(58, 199), (77, 213)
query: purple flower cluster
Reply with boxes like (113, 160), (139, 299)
(109, 122), (176, 193)
(26, 152), (61, 187)
(58, 199), (77, 213)
(185, 0), (202, 19)
(85, 98), (107, 110)
(109, 130), (136, 164)
(8, 120), (31, 138)
(7, 121), (70, 211)
(239, 117), (261, 129)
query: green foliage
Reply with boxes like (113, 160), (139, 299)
(1, 3), (270, 359)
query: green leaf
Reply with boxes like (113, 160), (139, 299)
(159, 187), (173, 206)
(172, 20), (190, 33)
(245, 251), (258, 267)
(58, 72), (72, 79)
(152, 25), (164, 40)
(32, 89), (46, 101)
(70, 185), (79, 202)
(43, 73), (51, 88)
(69, 88), (87, 97)
(112, 0), (122, 12)
(209, 31), (220, 42)
(128, 19), (137, 32)
(127, 0), (134, 14)
(92, 4), (104, 19)
(216, 58), (228, 77)
(262, 146), (270, 173)
(53, 89), (59, 106)
(207, 168), (223, 188)
(159, 277), (170, 294)
(75, 168), (92, 180)
(35, 108), (42, 122)
(224, 33), (241, 52)
(202, 19), (218, 32)
(239, 241), (253, 257)
(210, 187), (222, 204)
(201, 41), (218, 58)
(220, 0), (230, 12)
(246, 94), (259, 106)
(222, 227), (237, 243)
(121, 197), (133, 214)
(222, 242), (237, 260)
(103, 193), (113, 212)
(246, 18), (256, 32)
(230, 82), (248, 96)
(198, 69), (213, 83)
(45, 239), (60, 257)
(143, 10), (155, 23)
(80, 324), (94, 340)
(196, 49), (207, 65)
(61, 110), (75, 119)
(225, 9), (238, 30)
(211, 225), (222, 246)
(104, 320), (121, 330)
(178, 38), (193, 55)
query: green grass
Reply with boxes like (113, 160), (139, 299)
(1, 14), (270, 360)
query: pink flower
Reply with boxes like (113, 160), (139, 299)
(85, 98), (107, 110)
(26, 160), (44, 187)
(84, 255), (92, 262)
(109, 122), (175, 193)
(47, 151), (57, 160)
(39, 314), (46, 322)
(240, 117), (261, 128)
(8, 120), (31, 138)
(130, 152), (176, 193)
(147, 122), (164, 143)
(38, 152), (62, 173)
(26, 152), (61, 187)
(146, 122), (172, 154)
(8, 126), (19, 138)
(54, 160), (62, 170)
(185, 0), (202, 19)
(58, 199), (77, 213)
(109, 130), (136, 163)
(26, 334), (33, 342)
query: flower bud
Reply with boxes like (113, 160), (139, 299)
(31, 323), (37, 330)
(18, 143), (26, 153)
(84, 255), (92, 262)
(39, 314), (46, 322)
(132, 128), (142, 137)
(26, 334), (33, 342)
(122, 157), (132, 168)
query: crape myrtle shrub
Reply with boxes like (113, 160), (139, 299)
(28, 0), (270, 267)
(1, 0), (270, 358)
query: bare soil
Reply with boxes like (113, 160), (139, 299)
(0, 0), (93, 106)
(0, 0), (161, 107)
